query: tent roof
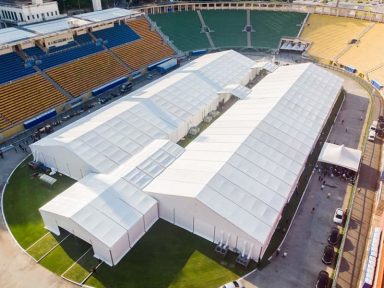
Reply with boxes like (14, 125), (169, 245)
(23, 17), (91, 34)
(145, 63), (343, 245)
(40, 140), (183, 248)
(32, 50), (254, 173)
(318, 143), (362, 172)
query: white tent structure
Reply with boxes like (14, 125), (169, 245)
(40, 140), (184, 266)
(35, 53), (343, 266)
(31, 50), (254, 180)
(318, 143), (362, 172)
(144, 63), (343, 260)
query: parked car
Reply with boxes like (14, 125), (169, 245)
(120, 82), (132, 94)
(316, 270), (329, 288)
(333, 208), (344, 225)
(322, 245), (334, 265)
(220, 280), (243, 288)
(370, 120), (378, 132)
(368, 130), (376, 142)
(328, 227), (340, 246)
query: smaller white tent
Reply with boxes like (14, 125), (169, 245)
(318, 143), (362, 172)
(40, 140), (184, 266)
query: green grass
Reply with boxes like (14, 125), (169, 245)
(3, 155), (76, 248)
(85, 220), (254, 288)
(27, 232), (68, 260)
(39, 234), (90, 275)
(62, 248), (99, 283)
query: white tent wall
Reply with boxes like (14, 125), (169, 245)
(146, 192), (265, 260)
(31, 144), (93, 180)
(39, 209), (115, 265)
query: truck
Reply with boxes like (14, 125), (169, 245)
(157, 58), (179, 75)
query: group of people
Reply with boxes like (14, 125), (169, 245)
(316, 163), (356, 186)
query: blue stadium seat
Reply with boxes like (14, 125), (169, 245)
(0, 52), (36, 85)
(92, 24), (140, 48)
(37, 42), (104, 70)
(75, 33), (93, 44)
(24, 46), (45, 57)
(48, 41), (78, 53)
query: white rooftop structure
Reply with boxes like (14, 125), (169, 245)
(23, 17), (91, 34)
(75, 8), (141, 22)
(0, 27), (36, 46)
(318, 143), (362, 172)
(35, 53), (343, 266)
(40, 140), (184, 266)
(145, 63), (343, 258)
(31, 50), (254, 180)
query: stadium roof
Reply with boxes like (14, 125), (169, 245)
(22, 17), (91, 34)
(74, 7), (141, 22)
(144, 63), (343, 245)
(31, 50), (254, 180)
(0, 27), (36, 46)
(0, 8), (141, 46)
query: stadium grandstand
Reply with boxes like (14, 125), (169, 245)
(149, 10), (306, 51)
(0, 8), (177, 139)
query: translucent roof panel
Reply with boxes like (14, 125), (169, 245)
(0, 27), (36, 46)
(75, 8), (141, 22)
(23, 17), (91, 34)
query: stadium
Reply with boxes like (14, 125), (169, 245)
(0, 1), (383, 288)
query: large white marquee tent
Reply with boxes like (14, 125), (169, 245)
(34, 52), (343, 266)
(31, 50), (254, 180)
(144, 63), (343, 260)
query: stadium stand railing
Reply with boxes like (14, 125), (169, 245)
(112, 17), (175, 71)
(0, 74), (67, 128)
(46, 51), (130, 97)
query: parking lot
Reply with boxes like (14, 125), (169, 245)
(244, 72), (370, 288)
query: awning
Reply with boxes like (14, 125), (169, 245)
(318, 143), (362, 172)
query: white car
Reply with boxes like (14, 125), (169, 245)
(370, 120), (378, 132)
(333, 208), (344, 225)
(220, 280), (243, 288)
(368, 130), (376, 142)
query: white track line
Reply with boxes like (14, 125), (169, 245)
(37, 233), (70, 262)
(61, 247), (93, 277)
(25, 232), (51, 251)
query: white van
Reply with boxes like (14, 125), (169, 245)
(368, 130), (376, 142)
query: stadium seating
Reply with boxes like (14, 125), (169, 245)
(0, 74), (67, 127)
(338, 23), (384, 74)
(250, 11), (306, 49)
(301, 14), (371, 61)
(0, 52), (36, 85)
(74, 33), (93, 44)
(92, 24), (140, 48)
(46, 51), (130, 97)
(113, 18), (175, 71)
(36, 42), (104, 70)
(0, 116), (11, 130)
(202, 10), (247, 48)
(149, 12), (210, 51)
(24, 46), (45, 57)
(48, 41), (78, 53)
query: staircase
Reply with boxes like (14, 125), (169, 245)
(33, 66), (73, 100)
(334, 23), (376, 62)
(246, 10), (252, 48)
(196, 10), (215, 49)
